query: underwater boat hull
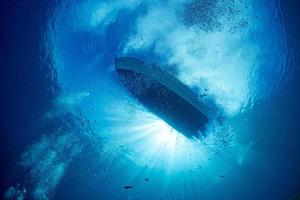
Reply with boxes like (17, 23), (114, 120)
(115, 57), (209, 137)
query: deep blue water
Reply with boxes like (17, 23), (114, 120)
(1, 0), (300, 199)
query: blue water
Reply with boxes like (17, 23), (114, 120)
(1, 0), (299, 199)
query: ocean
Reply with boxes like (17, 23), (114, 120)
(1, 0), (299, 199)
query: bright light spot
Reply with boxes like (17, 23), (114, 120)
(150, 119), (178, 145)
(97, 105), (214, 171)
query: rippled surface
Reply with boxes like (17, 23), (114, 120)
(2, 0), (298, 200)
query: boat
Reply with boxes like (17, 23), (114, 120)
(115, 57), (210, 137)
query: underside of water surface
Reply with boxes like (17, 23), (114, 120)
(1, 0), (299, 200)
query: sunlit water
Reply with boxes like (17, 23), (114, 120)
(3, 0), (297, 200)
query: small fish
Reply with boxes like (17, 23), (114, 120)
(123, 185), (134, 189)
(219, 175), (225, 178)
(144, 178), (149, 182)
